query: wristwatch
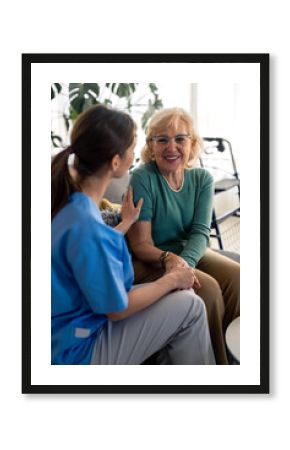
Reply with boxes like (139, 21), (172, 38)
(160, 250), (170, 268)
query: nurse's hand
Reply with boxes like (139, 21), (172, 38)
(166, 267), (199, 290)
(118, 187), (143, 233)
(121, 186), (143, 225)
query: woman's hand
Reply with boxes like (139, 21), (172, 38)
(165, 254), (201, 290)
(121, 186), (143, 229)
(164, 253), (189, 271)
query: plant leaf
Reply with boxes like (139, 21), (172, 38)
(69, 105), (79, 121)
(51, 131), (63, 148)
(149, 83), (158, 93)
(129, 83), (137, 93)
(116, 83), (131, 98)
(152, 97), (163, 109)
(69, 83), (100, 115)
(63, 114), (70, 132)
(84, 83), (100, 97)
(51, 83), (62, 99)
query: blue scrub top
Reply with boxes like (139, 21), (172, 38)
(51, 192), (134, 364)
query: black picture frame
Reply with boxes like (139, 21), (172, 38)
(22, 53), (269, 394)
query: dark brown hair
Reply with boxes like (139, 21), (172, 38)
(51, 104), (135, 219)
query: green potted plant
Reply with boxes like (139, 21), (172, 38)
(51, 83), (163, 149)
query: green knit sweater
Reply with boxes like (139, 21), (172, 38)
(130, 162), (214, 267)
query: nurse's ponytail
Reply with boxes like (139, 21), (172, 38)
(51, 147), (79, 220)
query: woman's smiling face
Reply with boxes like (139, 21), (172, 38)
(150, 121), (192, 175)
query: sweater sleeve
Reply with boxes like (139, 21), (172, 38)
(129, 170), (154, 221)
(180, 170), (214, 267)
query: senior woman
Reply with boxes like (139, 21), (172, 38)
(128, 107), (240, 364)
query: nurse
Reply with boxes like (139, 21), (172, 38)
(51, 104), (215, 365)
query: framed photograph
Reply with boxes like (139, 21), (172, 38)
(22, 53), (269, 394)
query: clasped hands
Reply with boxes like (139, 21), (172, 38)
(164, 252), (201, 290)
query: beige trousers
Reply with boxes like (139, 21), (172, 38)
(133, 248), (240, 364)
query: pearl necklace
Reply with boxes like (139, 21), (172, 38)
(162, 174), (184, 192)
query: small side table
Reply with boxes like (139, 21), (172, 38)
(225, 317), (240, 363)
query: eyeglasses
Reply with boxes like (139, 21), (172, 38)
(151, 134), (191, 146)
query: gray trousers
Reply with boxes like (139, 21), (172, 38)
(90, 287), (215, 365)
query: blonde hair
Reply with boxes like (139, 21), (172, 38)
(141, 107), (202, 168)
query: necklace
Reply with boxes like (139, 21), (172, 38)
(162, 174), (184, 192)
